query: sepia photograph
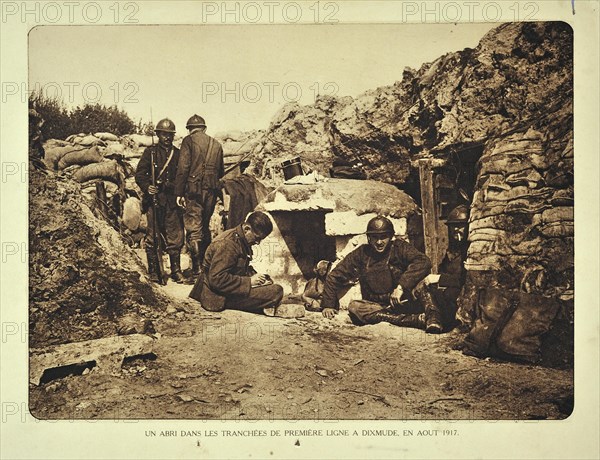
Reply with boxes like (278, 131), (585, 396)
(2, 1), (598, 459)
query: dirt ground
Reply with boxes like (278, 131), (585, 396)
(29, 266), (574, 422)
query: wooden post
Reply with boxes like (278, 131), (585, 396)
(418, 159), (446, 273)
(95, 181), (109, 220)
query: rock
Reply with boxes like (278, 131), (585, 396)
(45, 382), (62, 392)
(264, 303), (305, 318)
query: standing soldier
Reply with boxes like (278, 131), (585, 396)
(135, 118), (185, 283)
(174, 114), (224, 279)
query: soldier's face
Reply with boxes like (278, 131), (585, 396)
(157, 131), (174, 149)
(368, 234), (392, 253)
(243, 225), (266, 246)
(448, 225), (467, 245)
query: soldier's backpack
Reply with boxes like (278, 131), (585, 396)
(463, 287), (560, 363)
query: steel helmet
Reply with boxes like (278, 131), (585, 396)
(366, 216), (395, 235)
(155, 118), (176, 133)
(186, 114), (206, 129)
(446, 204), (469, 225)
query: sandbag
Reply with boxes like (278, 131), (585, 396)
(94, 132), (119, 142)
(66, 133), (84, 143)
(44, 145), (87, 170)
(73, 134), (105, 146)
(105, 142), (125, 155)
(463, 287), (560, 363)
(127, 134), (157, 147)
(57, 145), (103, 170)
(73, 160), (123, 184)
(122, 197), (142, 232)
(43, 139), (69, 150)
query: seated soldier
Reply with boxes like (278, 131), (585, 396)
(189, 211), (283, 314)
(413, 204), (469, 332)
(320, 216), (444, 333)
(301, 260), (333, 312)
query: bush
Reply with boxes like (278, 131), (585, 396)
(29, 91), (140, 140)
(70, 104), (136, 136)
(29, 90), (73, 140)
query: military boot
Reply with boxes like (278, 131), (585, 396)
(363, 311), (426, 330)
(415, 286), (444, 334)
(145, 251), (160, 283)
(168, 252), (186, 284)
(188, 241), (201, 277)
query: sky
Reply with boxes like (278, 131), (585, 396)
(28, 23), (497, 135)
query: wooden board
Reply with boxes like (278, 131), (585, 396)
(29, 334), (155, 385)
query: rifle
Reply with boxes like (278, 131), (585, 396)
(150, 129), (167, 285)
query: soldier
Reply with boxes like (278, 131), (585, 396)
(174, 114), (225, 278)
(189, 211), (284, 313)
(414, 204), (470, 332)
(320, 216), (444, 333)
(135, 118), (185, 283)
(28, 108), (46, 170)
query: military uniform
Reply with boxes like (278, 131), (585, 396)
(414, 243), (467, 328)
(174, 129), (224, 265)
(135, 143), (184, 254)
(321, 239), (432, 324)
(189, 225), (283, 313)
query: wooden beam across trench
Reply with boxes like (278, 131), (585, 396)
(29, 334), (155, 386)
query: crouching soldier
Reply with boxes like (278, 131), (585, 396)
(413, 204), (470, 332)
(189, 211), (283, 313)
(135, 118), (185, 283)
(301, 260), (333, 312)
(320, 216), (444, 333)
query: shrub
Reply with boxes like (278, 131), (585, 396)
(29, 89), (73, 140)
(29, 91), (140, 140)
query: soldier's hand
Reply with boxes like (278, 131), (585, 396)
(176, 196), (186, 208)
(390, 286), (404, 308)
(425, 274), (441, 285)
(322, 308), (336, 319)
(251, 273), (268, 287)
(148, 185), (159, 195)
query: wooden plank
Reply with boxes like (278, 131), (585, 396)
(419, 160), (440, 273)
(29, 334), (155, 385)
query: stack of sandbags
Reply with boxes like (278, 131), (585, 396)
(465, 127), (573, 296)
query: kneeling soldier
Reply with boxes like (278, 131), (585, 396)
(189, 211), (283, 313)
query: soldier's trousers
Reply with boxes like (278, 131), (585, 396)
(144, 203), (184, 253)
(224, 284), (284, 314)
(348, 300), (387, 324)
(348, 297), (423, 325)
(414, 282), (458, 328)
(184, 189), (218, 247)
